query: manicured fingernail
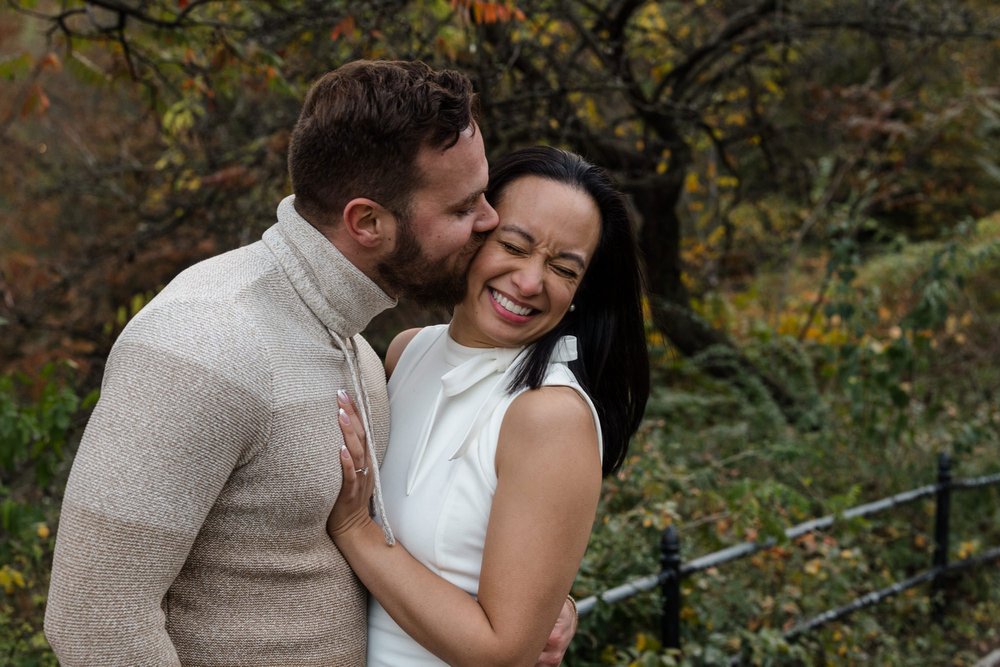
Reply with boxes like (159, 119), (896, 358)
(340, 444), (351, 459)
(339, 408), (350, 425)
(337, 389), (350, 404)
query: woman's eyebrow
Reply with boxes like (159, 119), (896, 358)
(498, 224), (535, 243)
(555, 251), (587, 268)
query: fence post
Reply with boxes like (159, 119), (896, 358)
(932, 451), (952, 623)
(660, 525), (681, 651)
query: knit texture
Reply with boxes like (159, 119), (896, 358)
(45, 196), (396, 666)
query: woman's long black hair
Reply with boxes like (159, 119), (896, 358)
(487, 146), (650, 477)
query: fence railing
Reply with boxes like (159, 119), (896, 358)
(577, 453), (1000, 650)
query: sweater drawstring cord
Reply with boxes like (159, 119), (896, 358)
(329, 329), (395, 546)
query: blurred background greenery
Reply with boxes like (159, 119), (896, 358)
(1, 1), (999, 664)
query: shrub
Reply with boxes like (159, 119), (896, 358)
(0, 364), (94, 667)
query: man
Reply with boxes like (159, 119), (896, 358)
(44, 60), (575, 666)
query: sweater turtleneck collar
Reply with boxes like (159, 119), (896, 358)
(263, 195), (397, 337)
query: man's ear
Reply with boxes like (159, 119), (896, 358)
(341, 198), (396, 248)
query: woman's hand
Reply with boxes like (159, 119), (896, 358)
(327, 390), (376, 542)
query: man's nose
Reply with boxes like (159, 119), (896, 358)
(473, 200), (499, 233)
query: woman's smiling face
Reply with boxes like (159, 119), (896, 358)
(449, 175), (601, 349)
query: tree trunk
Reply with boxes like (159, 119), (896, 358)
(631, 170), (803, 420)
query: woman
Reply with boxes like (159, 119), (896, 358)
(329, 146), (649, 665)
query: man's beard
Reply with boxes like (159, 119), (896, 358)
(376, 219), (486, 309)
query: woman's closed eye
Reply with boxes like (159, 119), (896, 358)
(551, 264), (580, 279)
(499, 241), (528, 255)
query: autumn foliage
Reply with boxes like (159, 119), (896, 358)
(2, 1), (999, 663)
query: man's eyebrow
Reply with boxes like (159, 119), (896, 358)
(455, 188), (486, 209)
(499, 224), (587, 268)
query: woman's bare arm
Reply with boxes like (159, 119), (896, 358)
(329, 386), (601, 667)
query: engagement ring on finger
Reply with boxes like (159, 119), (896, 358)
(355, 466), (369, 476)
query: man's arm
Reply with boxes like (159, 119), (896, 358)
(44, 303), (269, 665)
(536, 597), (578, 666)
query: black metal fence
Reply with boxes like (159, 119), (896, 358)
(577, 453), (1000, 649)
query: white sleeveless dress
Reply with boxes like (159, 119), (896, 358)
(366, 325), (602, 666)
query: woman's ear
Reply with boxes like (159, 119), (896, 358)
(341, 198), (396, 249)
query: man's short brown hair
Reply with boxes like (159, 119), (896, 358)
(288, 60), (478, 226)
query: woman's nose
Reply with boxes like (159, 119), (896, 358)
(511, 262), (544, 296)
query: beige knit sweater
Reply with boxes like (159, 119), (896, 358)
(45, 196), (396, 666)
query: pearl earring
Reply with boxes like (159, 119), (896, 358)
(569, 304), (576, 312)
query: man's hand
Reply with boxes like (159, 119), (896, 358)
(535, 596), (578, 666)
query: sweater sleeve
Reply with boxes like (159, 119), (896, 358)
(44, 300), (271, 666)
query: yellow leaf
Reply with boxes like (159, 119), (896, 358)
(37, 523), (50, 540)
(684, 172), (701, 193)
(958, 540), (977, 559)
(0, 565), (26, 594)
(725, 112), (747, 127)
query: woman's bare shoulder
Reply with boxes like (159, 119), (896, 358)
(501, 386), (598, 458)
(385, 328), (423, 379)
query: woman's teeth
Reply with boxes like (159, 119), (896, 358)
(491, 289), (533, 316)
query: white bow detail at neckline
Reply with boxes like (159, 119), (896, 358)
(441, 335), (578, 396)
